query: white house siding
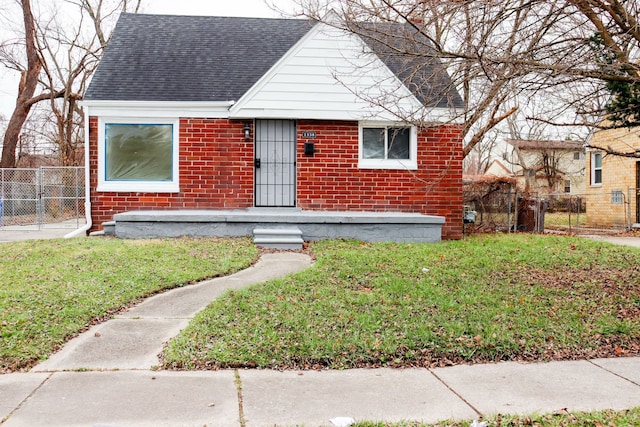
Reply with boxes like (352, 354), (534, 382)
(230, 23), (426, 122)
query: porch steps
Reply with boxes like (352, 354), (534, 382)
(102, 221), (116, 236)
(253, 227), (304, 250)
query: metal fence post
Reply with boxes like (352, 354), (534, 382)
(37, 168), (42, 230)
(628, 187), (632, 231)
(507, 185), (512, 233)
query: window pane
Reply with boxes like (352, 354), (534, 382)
(387, 128), (410, 159)
(611, 190), (623, 204)
(594, 153), (602, 168)
(106, 124), (173, 181)
(595, 169), (602, 184)
(363, 128), (385, 159)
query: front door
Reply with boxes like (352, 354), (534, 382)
(254, 120), (296, 207)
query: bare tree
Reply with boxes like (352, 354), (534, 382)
(0, 0), (41, 168)
(292, 0), (640, 158)
(463, 128), (499, 175)
(0, 0), (141, 167)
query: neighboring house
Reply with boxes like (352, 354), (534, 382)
(585, 127), (640, 229)
(502, 139), (586, 195)
(484, 159), (512, 179)
(82, 14), (465, 241)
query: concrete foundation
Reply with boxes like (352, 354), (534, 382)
(111, 208), (445, 242)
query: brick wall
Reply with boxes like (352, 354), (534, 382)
(89, 118), (254, 229)
(296, 120), (463, 239)
(585, 127), (640, 228)
(89, 117), (463, 239)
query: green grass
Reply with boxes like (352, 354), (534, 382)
(163, 234), (640, 370)
(543, 211), (587, 228)
(0, 237), (258, 371)
(354, 406), (640, 426)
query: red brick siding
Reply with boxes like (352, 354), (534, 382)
(297, 120), (463, 239)
(89, 117), (463, 239)
(89, 118), (254, 230)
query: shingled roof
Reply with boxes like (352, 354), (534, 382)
(85, 13), (463, 109)
(507, 139), (585, 151)
(358, 22), (464, 109)
(85, 14), (314, 102)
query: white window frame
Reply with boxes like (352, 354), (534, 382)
(591, 152), (602, 186)
(358, 122), (418, 170)
(97, 116), (180, 193)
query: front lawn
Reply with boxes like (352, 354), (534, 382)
(356, 406), (640, 426)
(0, 237), (258, 372)
(163, 234), (640, 369)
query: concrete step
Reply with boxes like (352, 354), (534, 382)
(102, 221), (116, 236)
(253, 227), (304, 250)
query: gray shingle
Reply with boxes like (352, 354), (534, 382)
(357, 22), (464, 109)
(85, 14), (463, 109)
(85, 14), (314, 102)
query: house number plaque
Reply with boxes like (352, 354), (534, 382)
(302, 131), (316, 138)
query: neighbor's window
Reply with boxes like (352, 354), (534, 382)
(98, 118), (180, 192)
(359, 123), (417, 170)
(591, 152), (602, 185)
(563, 179), (571, 193)
(611, 190), (623, 205)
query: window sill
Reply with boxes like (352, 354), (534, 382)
(97, 181), (180, 193)
(358, 159), (417, 170)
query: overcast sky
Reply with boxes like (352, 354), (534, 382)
(0, 0), (297, 120)
(143, 0), (295, 17)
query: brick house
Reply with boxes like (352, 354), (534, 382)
(80, 13), (465, 241)
(585, 126), (640, 229)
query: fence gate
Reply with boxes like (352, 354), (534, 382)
(0, 167), (85, 230)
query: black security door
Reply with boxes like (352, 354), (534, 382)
(254, 120), (296, 207)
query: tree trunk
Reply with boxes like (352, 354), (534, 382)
(0, 0), (41, 168)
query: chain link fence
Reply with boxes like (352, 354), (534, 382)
(463, 179), (640, 235)
(0, 167), (85, 230)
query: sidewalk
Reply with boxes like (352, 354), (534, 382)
(3, 357), (640, 427)
(0, 220), (84, 242)
(583, 234), (640, 249)
(2, 247), (640, 426)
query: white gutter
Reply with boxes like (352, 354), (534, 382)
(64, 104), (92, 238)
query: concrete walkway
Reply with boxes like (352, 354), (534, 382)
(583, 234), (640, 249)
(2, 239), (640, 426)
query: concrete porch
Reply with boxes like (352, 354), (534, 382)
(104, 208), (445, 243)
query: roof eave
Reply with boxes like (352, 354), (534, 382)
(82, 100), (235, 118)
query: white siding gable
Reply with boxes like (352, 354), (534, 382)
(230, 22), (430, 122)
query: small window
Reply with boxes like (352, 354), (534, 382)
(591, 152), (602, 185)
(563, 179), (571, 193)
(363, 127), (410, 160)
(359, 123), (417, 170)
(611, 190), (623, 205)
(573, 152), (581, 161)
